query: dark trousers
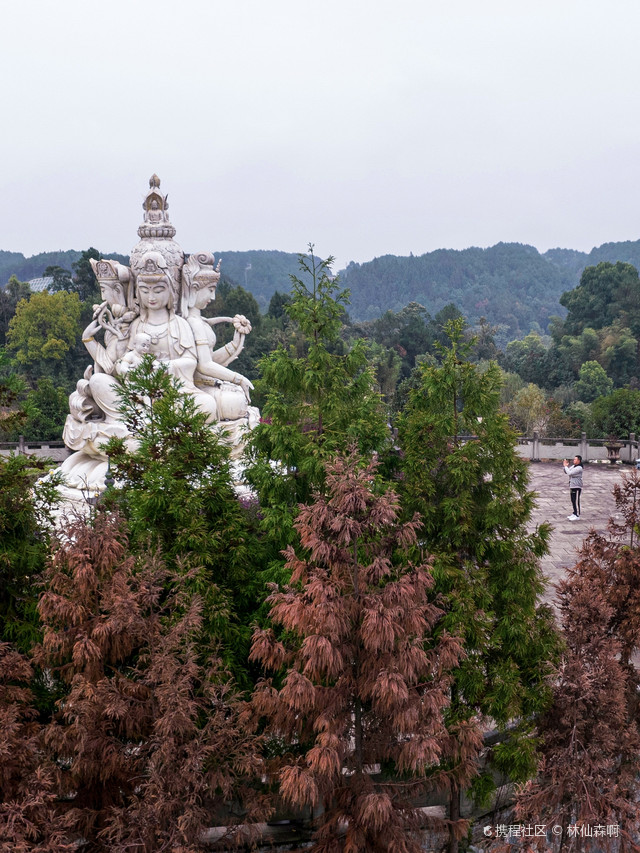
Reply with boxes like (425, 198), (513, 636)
(570, 488), (581, 516)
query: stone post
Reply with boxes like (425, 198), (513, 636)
(532, 431), (540, 463)
(18, 435), (26, 456)
(580, 432), (588, 463)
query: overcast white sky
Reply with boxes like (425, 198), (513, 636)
(1, 0), (640, 270)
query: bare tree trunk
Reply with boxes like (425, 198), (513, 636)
(354, 697), (363, 774)
(448, 783), (460, 853)
(353, 539), (363, 775)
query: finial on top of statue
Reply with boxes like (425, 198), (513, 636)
(138, 174), (176, 240)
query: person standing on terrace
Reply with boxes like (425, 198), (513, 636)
(563, 454), (583, 520)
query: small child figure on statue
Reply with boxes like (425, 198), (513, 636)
(115, 332), (160, 376)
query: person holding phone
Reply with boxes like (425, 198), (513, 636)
(563, 455), (583, 520)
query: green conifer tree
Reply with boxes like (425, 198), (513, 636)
(0, 454), (59, 653)
(105, 360), (264, 679)
(244, 247), (389, 556)
(396, 319), (560, 851)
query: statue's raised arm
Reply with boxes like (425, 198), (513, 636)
(182, 252), (254, 404)
(206, 312), (252, 367)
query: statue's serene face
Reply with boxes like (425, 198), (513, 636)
(194, 284), (217, 310)
(99, 282), (124, 305)
(137, 279), (170, 310)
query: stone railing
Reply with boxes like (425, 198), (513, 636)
(0, 436), (70, 462)
(516, 432), (640, 464)
(4, 433), (640, 468)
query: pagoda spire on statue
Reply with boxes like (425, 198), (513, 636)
(130, 175), (185, 312)
(137, 174), (177, 239)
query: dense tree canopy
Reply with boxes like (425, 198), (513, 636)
(4, 244), (640, 442)
(574, 359), (614, 402)
(0, 454), (58, 652)
(6, 289), (82, 378)
(588, 388), (640, 439)
(3, 238), (640, 846)
(2, 248), (639, 846)
(560, 261), (640, 336)
(0, 275), (31, 347)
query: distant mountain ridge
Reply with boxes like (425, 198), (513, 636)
(340, 240), (640, 337)
(4, 240), (640, 339)
(0, 249), (85, 285)
(0, 249), (128, 287)
(211, 250), (303, 312)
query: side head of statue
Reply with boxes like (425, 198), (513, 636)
(181, 251), (221, 315)
(90, 257), (133, 317)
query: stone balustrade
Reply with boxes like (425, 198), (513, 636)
(517, 431), (639, 464)
(0, 437), (70, 462)
(3, 432), (640, 467)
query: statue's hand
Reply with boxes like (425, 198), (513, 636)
(92, 300), (108, 319)
(232, 314), (252, 335)
(240, 376), (254, 402)
(83, 319), (102, 340)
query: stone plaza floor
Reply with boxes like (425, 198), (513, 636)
(527, 460), (631, 610)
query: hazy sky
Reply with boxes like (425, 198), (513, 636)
(2, 0), (640, 270)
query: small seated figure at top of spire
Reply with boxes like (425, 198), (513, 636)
(147, 199), (163, 223)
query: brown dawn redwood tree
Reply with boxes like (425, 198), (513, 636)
(513, 472), (640, 851)
(34, 511), (267, 852)
(0, 643), (74, 852)
(565, 470), (640, 675)
(100, 600), (271, 853)
(251, 451), (479, 852)
(513, 576), (640, 851)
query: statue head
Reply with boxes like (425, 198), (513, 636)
(135, 251), (175, 315)
(132, 332), (152, 354)
(181, 252), (221, 315)
(90, 258), (132, 317)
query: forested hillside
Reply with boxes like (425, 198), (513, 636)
(341, 243), (573, 334)
(0, 250), (129, 285)
(341, 239), (640, 335)
(0, 250), (79, 284)
(211, 249), (302, 311)
(5, 238), (640, 340)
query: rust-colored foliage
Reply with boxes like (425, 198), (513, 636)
(0, 643), (74, 852)
(566, 471), (640, 672)
(251, 450), (476, 852)
(513, 472), (640, 852)
(34, 511), (268, 852)
(100, 607), (271, 853)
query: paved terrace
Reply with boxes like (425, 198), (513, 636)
(527, 461), (630, 610)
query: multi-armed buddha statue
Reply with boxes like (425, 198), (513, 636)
(57, 175), (259, 503)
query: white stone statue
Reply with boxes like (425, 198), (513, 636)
(55, 175), (259, 503)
